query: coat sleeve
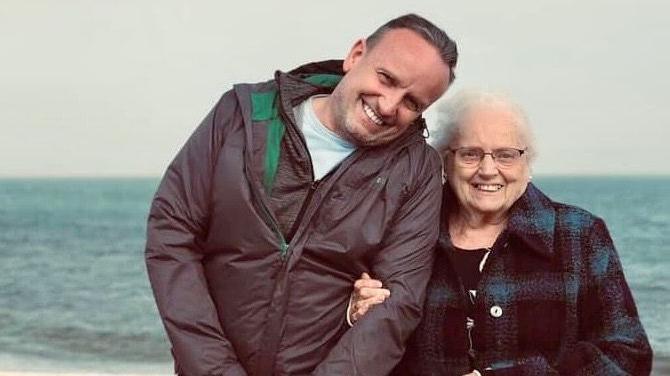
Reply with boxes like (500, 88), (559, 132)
(145, 92), (248, 376)
(555, 218), (652, 375)
(483, 218), (653, 376)
(312, 148), (442, 376)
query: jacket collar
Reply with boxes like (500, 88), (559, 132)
(441, 182), (556, 258)
(277, 59), (345, 108)
(505, 183), (556, 258)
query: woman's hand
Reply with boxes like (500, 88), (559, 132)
(348, 272), (391, 324)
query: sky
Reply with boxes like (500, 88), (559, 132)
(1, 0), (668, 177)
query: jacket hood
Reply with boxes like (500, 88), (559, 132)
(288, 59), (344, 77)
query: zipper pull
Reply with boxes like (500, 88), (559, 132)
(466, 317), (475, 330)
(466, 317), (477, 361)
(279, 239), (289, 258)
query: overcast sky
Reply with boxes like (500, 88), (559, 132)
(1, 0), (668, 177)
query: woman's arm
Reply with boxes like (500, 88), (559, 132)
(555, 218), (652, 375)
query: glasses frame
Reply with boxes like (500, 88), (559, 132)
(448, 147), (527, 167)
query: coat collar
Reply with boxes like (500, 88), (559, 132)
(441, 182), (556, 258)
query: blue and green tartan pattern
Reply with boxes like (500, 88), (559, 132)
(396, 183), (652, 375)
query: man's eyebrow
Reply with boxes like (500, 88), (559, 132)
(378, 68), (400, 85)
(379, 68), (427, 111)
(408, 93), (427, 111)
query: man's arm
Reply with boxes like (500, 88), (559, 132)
(145, 93), (247, 376)
(313, 148), (442, 376)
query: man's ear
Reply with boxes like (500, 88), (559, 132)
(343, 38), (367, 73)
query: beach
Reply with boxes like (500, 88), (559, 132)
(1, 356), (669, 375)
(0, 373), (166, 376)
(654, 357), (670, 375)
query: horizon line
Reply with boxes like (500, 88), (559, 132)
(1, 173), (669, 179)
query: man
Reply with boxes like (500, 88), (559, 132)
(146, 14), (458, 376)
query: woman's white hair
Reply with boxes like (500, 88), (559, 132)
(432, 89), (537, 163)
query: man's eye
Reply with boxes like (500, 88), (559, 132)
(377, 72), (391, 85)
(404, 98), (420, 112)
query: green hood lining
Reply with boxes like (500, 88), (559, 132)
(250, 74), (342, 192)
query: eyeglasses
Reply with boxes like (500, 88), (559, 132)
(448, 147), (526, 168)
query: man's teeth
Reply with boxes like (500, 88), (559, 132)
(363, 103), (383, 126)
(474, 184), (503, 192)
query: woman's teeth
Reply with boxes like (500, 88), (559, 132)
(474, 184), (503, 192)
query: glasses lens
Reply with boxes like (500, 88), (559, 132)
(457, 148), (483, 164)
(493, 148), (521, 166)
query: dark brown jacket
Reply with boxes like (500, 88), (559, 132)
(145, 61), (442, 376)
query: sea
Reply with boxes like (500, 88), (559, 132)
(0, 176), (668, 373)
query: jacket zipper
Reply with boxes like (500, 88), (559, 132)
(254, 188), (288, 257)
(286, 179), (319, 243)
(274, 91), (316, 258)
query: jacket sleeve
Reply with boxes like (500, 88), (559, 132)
(481, 218), (653, 376)
(145, 92), (248, 376)
(555, 218), (652, 375)
(312, 148), (442, 376)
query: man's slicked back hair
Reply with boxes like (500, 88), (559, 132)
(366, 13), (458, 83)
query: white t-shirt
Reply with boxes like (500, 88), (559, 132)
(294, 95), (356, 181)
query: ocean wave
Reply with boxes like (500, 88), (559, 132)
(2, 323), (171, 362)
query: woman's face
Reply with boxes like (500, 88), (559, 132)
(445, 106), (531, 221)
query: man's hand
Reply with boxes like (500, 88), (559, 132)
(348, 272), (390, 324)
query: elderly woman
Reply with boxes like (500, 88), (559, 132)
(349, 90), (652, 375)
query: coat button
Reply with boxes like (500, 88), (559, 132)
(490, 305), (503, 318)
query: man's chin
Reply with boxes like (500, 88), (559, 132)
(345, 123), (397, 147)
(349, 132), (379, 147)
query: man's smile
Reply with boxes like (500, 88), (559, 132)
(363, 102), (384, 126)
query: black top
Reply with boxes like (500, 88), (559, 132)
(450, 246), (489, 314)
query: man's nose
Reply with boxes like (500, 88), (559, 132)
(378, 90), (403, 118)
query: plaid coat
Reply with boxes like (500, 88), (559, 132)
(393, 183), (652, 375)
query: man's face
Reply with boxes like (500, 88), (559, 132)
(324, 28), (451, 146)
